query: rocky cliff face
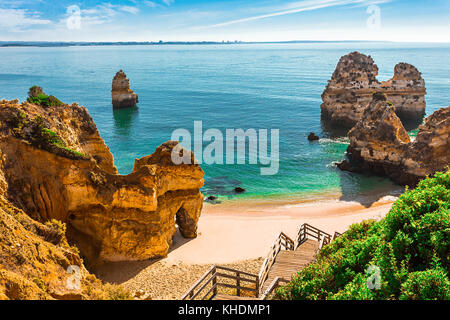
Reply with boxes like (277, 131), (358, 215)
(338, 93), (449, 186)
(111, 70), (138, 108)
(321, 52), (426, 128)
(0, 98), (204, 264)
(0, 195), (131, 300)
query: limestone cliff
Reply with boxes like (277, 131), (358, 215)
(0, 97), (204, 264)
(321, 52), (426, 128)
(111, 70), (139, 109)
(338, 93), (449, 186)
(0, 196), (131, 300)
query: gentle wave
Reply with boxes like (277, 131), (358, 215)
(319, 137), (350, 145)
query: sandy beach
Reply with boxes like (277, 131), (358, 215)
(167, 196), (395, 264)
(95, 195), (396, 299)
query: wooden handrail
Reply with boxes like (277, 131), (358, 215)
(182, 223), (343, 300)
(317, 235), (330, 256)
(216, 265), (260, 278)
(279, 232), (295, 250)
(333, 231), (342, 240)
(259, 277), (289, 300)
(181, 265), (216, 300)
(257, 232), (295, 291)
(295, 223), (333, 249)
(181, 266), (259, 300)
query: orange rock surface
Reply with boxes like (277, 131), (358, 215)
(0, 98), (204, 264)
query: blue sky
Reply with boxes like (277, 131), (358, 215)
(0, 0), (449, 42)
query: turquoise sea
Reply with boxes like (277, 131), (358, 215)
(1, 42), (449, 202)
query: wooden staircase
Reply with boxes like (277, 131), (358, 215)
(180, 223), (342, 300)
(260, 239), (319, 293)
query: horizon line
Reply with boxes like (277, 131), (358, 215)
(1, 40), (450, 47)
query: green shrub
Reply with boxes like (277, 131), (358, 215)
(31, 116), (63, 148)
(27, 86), (63, 107)
(400, 268), (450, 300)
(276, 170), (450, 300)
(103, 284), (134, 300)
(28, 94), (63, 107)
(15, 111), (28, 129)
(59, 146), (86, 158)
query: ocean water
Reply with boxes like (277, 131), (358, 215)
(1, 42), (449, 202)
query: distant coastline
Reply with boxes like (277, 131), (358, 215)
(0, 40), (388, 48)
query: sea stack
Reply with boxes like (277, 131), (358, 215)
(338, 93), (449, 186)
(321, 52), (426, 128)
(111, 70), (139, 108)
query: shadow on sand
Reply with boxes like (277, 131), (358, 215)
(336, 167), (404, 208)
(92, 226), (194, 284)
(321, 116), (407, 208)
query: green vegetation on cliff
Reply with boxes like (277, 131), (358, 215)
(27, 86), (63, 107)
(7, 89), (88, 160)
(277, 170), (450, 300)
(30, 115), (87, 158)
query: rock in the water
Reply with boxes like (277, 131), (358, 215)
(339, 93), (449, 186)
(321, 52), (426, 128)
(111, 70), (139, 109)
(234, 187), (245, 193)
(0, 99), (204, 263)
(336, 160), (361, 173)
(206, 195), (217, 201)
(307, 132), (319, 141)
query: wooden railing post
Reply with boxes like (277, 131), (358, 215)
(255, 275), (260, 297)
(212, 266), (217, 297)
(236, 272), (241, 296)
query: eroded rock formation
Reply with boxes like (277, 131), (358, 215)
(321, 52), (426, 127)
(338, 93), (449, 186)
(0, 196), (129, 300)
(112, 70), (139, 108)
(0, 97), (204, 264)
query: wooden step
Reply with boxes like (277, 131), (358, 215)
(261, 239), (319, 292)
(213, 294), (256, 300)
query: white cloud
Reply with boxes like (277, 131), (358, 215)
(202, 0), (391, 28)
(0, 8), (51, 29)
(120, 6), (140, 14)
(68, 3), (139, 26)
(144, 1), (158, 8)
(162, 0), (174, 6)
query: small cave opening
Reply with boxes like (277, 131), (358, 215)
(174, 206), (187, 237)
